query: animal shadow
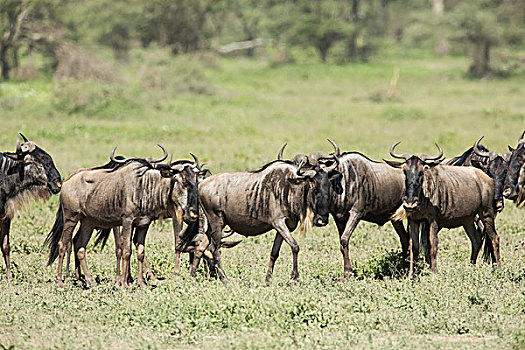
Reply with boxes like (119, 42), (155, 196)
(357, 250), (429, 280)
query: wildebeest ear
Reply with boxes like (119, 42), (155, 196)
(21, 141), (36, 153)
(4, 152), (19, 160)
(198, 169), (211, 179)
(383, 159), (404, 168)
(508, 145), (515, 152)
(502, 152), (511, 163)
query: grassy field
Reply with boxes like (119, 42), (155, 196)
(0, 49), (524, 349)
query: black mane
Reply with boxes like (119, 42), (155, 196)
(249, 159), (295, 173)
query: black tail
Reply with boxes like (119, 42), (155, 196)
(419, 220), (431, 264)
(482, 230), (495, 263)
(179, 219), (199, 251)
(94, 228), (112, 250)
(44, 199), (64, 266)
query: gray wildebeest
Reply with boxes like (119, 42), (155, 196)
(444, 136), (510, 212)
(299, 139), (409, 280)
(0, 133), (62, 280)
(193, 154), (341, 284)
(503, 131), (525, 204)
(385, 142), (500, 278)
(45, 146), (200, 288)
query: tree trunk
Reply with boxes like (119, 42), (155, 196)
(469, 42), (491, 77)
(0, 45), (10, 80)
(432, 0), (444, 14)
(346, 0), (360, 59)
(432, 0), (449, 55)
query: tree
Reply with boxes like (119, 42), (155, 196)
(0, 0), (32, 80)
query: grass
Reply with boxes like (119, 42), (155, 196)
(0, 48), (524, 349)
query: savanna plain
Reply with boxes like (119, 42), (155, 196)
(0, 49), (524, 349)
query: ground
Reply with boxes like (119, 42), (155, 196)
(0, 48), (524, 349)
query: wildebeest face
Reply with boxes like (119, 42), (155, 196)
(7, 135), (62, 194)
(401, 157), (428, 211)
(385, 142), (444, 211)
(503, 141), (525, 201)
(159, 164), (199, 222)
(486, 155), (509, 212)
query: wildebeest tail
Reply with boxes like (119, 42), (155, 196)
(94, 228), (112, 250)
(482, 230), (495, 263)
(44, 199), (64, 266)
(179, 219), (199, 250)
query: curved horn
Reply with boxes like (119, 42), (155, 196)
(519, 130), (525, 142)
(327, 138), (340, 157)
(190, 153), (199, 166)
(389, 141), (411, 160)
(168, 154), (173, 166)
(110, 145), (127, 164)
(16, 135), (22, 154)
(148, 144), (168, 163)
(19, 133), (29, 143)
(473, 136), (491, 158)
(277, 143), (287, 160)
(420, 143), (444, 162)
(323, 156), (339, 172)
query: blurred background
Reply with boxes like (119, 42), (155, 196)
(0, 0), (524, 174)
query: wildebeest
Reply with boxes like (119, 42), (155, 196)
(45, 146), (200, 288)
(192, 154), (341, 284)
(0, 134), (62, 280)
(503, 131), (525, 203)
(300, 139), (409, 280)
(385, 142), (500, 277)
(444, 136), (510, 212)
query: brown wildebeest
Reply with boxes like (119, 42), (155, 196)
(444, 136), (510, 212)
(0, 134), (62, 280)
(45, 146), (200, 288)
(192, 156), (341, 284)
(287, 139), (409, 280)
(385, 142), (500, 278)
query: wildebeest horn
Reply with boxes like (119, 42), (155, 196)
(190, 153), (199, 166)
(473, 136), (491, 158)
(110, 145), (127, 164)
(420, 143), (444, 162)
(327, 138), (340, 157)
(168, 154), (173, 166)
(519, 130), (525, 142)
(277, 143), (287, 160)
(148, 144), (168, 163)
(19, 133), (29, 143)
(297, 160), (316, 178)
(389, 141), (411, 160)
(16, 135), (22, 154)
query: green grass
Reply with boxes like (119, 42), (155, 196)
(0, 49), (524, 349)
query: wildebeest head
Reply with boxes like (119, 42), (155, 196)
(385, 142), (444, 212)
(157, 154), (203, 223)
(287, 139), (342, 227)
(503, 131), (525, 201)
(472, 136), (510, 212)
(5, 133), (62, 194)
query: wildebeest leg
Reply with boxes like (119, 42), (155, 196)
(427, 221), (440, 274)
(189, 233), (210, 277)
(481, 210), (500, 264)
(134, 226), (149, 289)
(120, 219), (133, 289)
(64, 240), (72, 278)
(212, 247), (228, 285)
(74, 221), (95, 287)
(274, 219), (300, 280)
(265, 232), (284, 284)
(56, 215), (78, 288)
(463, 221), (483, 264)
(172, 215), (182, 276)
(407, 219), (420, 279)
(0, 219), (13, 280)
(391, 220), (409, 258)
(338, 211), (362, 280)
(113, 227), (122, 285)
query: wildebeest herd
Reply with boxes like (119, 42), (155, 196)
(1, 132), (524, 288)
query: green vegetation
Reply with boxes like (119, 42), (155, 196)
(0, 50), (524, 349)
